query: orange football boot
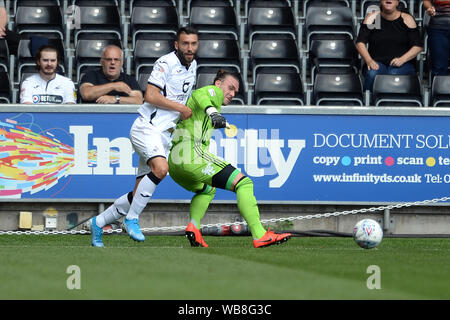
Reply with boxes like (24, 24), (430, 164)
(253, 228), (291, 248)
(185, 222), (209, 248)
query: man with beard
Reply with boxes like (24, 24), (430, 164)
(89, 27), (199, 246)
(79, 45), (143, 104)
(20, 45), (76, 104)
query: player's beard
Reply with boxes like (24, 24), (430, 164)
(177, 50), (194, 66)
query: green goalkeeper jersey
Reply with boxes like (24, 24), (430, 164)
(171, 85), (224, 150)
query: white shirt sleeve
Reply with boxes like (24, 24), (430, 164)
(64, 79), (77, 104)
(148, 58), (169, 91)
(19, 78), (33, 104)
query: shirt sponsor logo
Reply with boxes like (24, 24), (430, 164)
(182, 81), (191, 93)
(32, 95), (40, 103)
(33, 94), (64, 104)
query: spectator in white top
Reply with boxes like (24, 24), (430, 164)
(20, 44), (76, 104)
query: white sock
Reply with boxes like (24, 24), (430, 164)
(96, 192), (131, 227)
(126, 173), (160, 220)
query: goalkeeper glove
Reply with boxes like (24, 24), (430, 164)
(210, 112), (227, 129)
(206, 106), (227, 129)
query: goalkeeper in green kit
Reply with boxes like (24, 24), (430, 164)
(168, 70), (291, 248)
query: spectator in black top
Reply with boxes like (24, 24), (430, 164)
(79, 45), (143, 104)
(0, 0), (20, 55)
(423, 0), (450, 79)
(356, 0), (423, 92)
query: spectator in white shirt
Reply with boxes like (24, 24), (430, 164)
(20, 44), (76, 104)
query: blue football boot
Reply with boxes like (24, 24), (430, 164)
(90, 217), (104, 247)
(122, 218), (145, 242)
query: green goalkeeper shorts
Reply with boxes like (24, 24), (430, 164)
(168, 142), (241, 193)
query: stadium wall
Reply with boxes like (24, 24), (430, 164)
(1, 105), (449, 235)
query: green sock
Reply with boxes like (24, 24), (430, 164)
(189, 185), (215, 228)
(235, 177), (266, 239)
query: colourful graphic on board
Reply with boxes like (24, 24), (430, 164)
(0, 117), (119, 198)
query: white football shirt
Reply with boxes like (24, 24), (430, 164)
(20, 73), (77, 104)
(137, 51), (197, 132)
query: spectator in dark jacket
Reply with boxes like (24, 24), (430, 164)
(79, 45), (143, 104)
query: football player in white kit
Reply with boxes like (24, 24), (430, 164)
(90, 27), (199, 246)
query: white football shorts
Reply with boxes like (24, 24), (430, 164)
(130, 116), (173, 177)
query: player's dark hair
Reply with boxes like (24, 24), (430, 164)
(176, 26), (198, 41)
(213, 69), (239, 84)
(35, 44), (59, 70)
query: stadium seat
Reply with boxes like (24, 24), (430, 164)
(372, 75), (423, 107)
(301, 0), (350, 20)
(243, 0), (293, 21)
(130, 0), (176, 12)
(247, 1), (297, 49)
(133, 33), (175, 81)
(0, 71), (12, 103)
(250, 34), (301, 85)
(304, 5), (355, 52)
(0, 39), (9, 72)
(313, 73), (364, 106)
(73, 0), (122, 46)
(14, 2), (64, 40)
(196, 34), (241, 73)
(431, 76), (450, 107)
(13, 0), (62, 13)
(185, 0), (233, 19)
(308, 38), (359, 86)
(19, 70), (39, 83)
(75, 34), (123, 83)
(189, 0), (239, 40)
(137, 67), (153, 92)
(196, 66), (246, 105)
(17, 36), (67, 84)
(130, 0), (179, 49)
(253, 67), (304, 105)
(305, 0), (350, 8)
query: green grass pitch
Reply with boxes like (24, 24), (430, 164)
(0, 234), (449, 300)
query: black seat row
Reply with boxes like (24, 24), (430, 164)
(8, 0), (352, 50)
(2, 65), (449, 107)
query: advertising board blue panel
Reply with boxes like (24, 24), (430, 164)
(1, 111), (449, 203)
